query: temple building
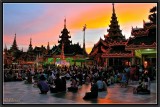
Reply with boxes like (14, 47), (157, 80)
(125, 20), (156, 66)
(90, 3), (132, 66)
(44, 18), (88, 65)
(3, 18), (88, 68)
(4, 4), (156, 68)
(89, 3), (156, 67)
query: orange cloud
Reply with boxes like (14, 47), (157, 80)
(69, 3), (156, 30)
(4, 3), (156, 52)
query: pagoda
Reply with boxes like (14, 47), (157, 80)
(10, 33), (19, 52)
(58, 18), (72, 47)
(47, 18), (87, 65)
(27, 38), (33, 52)
(90, 3), (132, 67)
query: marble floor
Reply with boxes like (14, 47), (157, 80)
(3, 80), (157, 104)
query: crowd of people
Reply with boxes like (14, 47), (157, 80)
(4, 64), (156, 99)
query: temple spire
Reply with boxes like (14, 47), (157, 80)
(64, 17), (66, 29)
(13, 33), (17, 46)
(106, 3), (125, 40)
(10, 33), (18, 51)
(30, 38), (32, 46)
(47, 42), (50, 51)
(28, 37), (33, 52)
(112, 3), (115, 14)
(58, 18), (72, 46)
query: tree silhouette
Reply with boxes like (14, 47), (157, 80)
(148, 6), (157, 24)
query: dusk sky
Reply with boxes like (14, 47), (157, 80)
(3, 3), (156, 54)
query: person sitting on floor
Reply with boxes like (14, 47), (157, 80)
(134, 78), (150, 94)
(61, 76), (67, 92)
(96, 77), (107, 92)
(50, 73), (63, 93)
(47, 72), (54, 85)
(83, 79), (98, 100)
(68, 77), (78, 92)
(37, 75), (49, 94)
(65, 72), (71, 80)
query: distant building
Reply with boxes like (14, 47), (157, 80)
(3, 19), (88, 68)
(44, 18), (88, 65)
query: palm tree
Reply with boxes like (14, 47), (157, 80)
(148, 6), (157, 24)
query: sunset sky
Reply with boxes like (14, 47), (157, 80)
(3, 3), (156, 54)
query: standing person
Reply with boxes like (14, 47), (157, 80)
(37, 75), (49, 94)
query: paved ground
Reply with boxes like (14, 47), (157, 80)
(3, 80), (157, 104)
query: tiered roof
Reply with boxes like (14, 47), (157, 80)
(51, 19), (86, 56)
(90, 3), (131, 58)
(126, 21), (156, 50)
(10, 33), (19, 51)
(58, 18), (72, 46)
(90, 37), (109, 56)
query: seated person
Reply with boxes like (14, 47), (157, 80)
(37, 75), (49, 94)
(134, 78), (150, 94)
(61, 77), (66, 92)
(96, 77), (107, 91)
(24, 72), (32, 84)
(50, 73), (63, 93)
(107, 78), (111, 86)
(47, 72), (54, 85)
(68, 78), (78, 92)
(83, 79), (98, 100)
(85, 76), (91, 85)
(65, 72), (71, 80)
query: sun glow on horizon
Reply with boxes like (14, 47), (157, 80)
(3, 3), (156, 54)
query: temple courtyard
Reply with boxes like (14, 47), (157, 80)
(3, 79), (157, 104)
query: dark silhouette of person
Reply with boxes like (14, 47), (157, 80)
(83, 79), (98, 99)
(61, 77), (66, 92)
(50, 73), (62, 93)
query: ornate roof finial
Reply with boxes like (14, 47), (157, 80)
(112, 3), (115, 14)
(30, 38), (32, 45)
(14, 33), (16, 41)
(64, 17), (66, 29)
(47, 41), (50, 50)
